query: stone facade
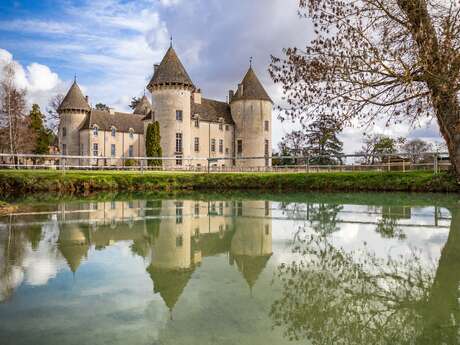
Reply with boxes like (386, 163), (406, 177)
(58, 46), (273, 168)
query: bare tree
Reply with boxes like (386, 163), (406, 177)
(46, 93), (64, 134)
(0, 63), (34, 156)
(270, 0), (460, 179)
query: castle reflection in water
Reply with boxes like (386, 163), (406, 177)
(0, 199), (273, 311)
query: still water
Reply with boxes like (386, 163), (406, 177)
(0, 192), (458, 345)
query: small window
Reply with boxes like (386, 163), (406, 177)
(194, 203), (200, 216)
(62, 144), (66, 155)
(93, 143), (99, 156)
(176, 133), (183, 153)
(225, 148), (229, 154)
(176, 203), (183, 224)
(194, 137), (200, 152)
(93, 126), (98, 136)
(265, 140), (269, 155)
(194, 117), (199, 128)
(219, 123), (223, 131)
(219, 139), (223, 153)
(211, 139), (216, 152)
(128, 145), (134, 157)
(62, 127), (67, 137)
(225, 125), (229, 131)
(176, 155), (182, 166)
(176, 110), (183, 121)
(264, 120), (269, 131)
(111, 127), (116, 137)
(111, 144), (116, 157)
(237, 140), (243, 154)
(265, 200), (270, 216)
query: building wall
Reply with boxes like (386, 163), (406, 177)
(231, 99), (272, 168)
(59, 110), (88, 164)
(151, 86), (192, 168)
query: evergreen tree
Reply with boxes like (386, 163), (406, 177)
(145, 121), (162, 166)
(306, 115), (343, 165)
(129, 97), (140, 110)
(95, 103), (109, 111)
(29, 104), (51, 155)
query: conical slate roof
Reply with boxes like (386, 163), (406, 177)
(133, 95), (153, 116)
(58, 81), (90, 112)
(147, 265), (194, 311)
(147, 46), (194, 90)
(231, 67), (272, 103)
(233, 254), (272, 288)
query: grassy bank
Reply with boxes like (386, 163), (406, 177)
(0, 170), (458, 197)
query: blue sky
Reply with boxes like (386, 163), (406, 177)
(0, 0), (443, 151)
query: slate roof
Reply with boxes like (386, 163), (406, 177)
(58, 81), (91, 112)
(81, 109), (145, 134)
(147, 46), (195, 90)
(133, 95), (153, 116)
(231, 67), (272, 103)
(191, 98), (234, 124)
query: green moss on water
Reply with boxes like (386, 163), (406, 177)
(0, 170), (458, 197)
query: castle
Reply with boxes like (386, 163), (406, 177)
(58, 45), (273, 168)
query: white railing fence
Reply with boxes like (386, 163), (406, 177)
(0, 152), (451, 173)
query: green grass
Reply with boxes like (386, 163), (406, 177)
(0, 169), (458, 197)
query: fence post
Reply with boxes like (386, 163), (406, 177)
(63, 157), (66, 174)
(433, 152), (439, 174)
(306, 155), (310, 173)
(207, 158), (210, 174)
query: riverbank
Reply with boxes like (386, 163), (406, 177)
(0, 170), (458, 197)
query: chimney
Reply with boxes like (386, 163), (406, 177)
(193, 89), (202, 104)
(237, 83), (243, 96)
(109, 108), (115, 115)
(154, 64), (159, 73)
(228, 90), (234, 103)
(85, 96), (89, 103)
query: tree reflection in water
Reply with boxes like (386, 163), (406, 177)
(271, 207), (460, 345)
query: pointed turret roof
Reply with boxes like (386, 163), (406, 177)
(231, 67), (272, 103)
(133, 95), (153, 116)
(147, 266), (194, 311)
(58, 80), (90, 112)
(233, 254), (272, 289)
(147, 46), (195, 90)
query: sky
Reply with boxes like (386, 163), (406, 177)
(0, 0), (444, 152)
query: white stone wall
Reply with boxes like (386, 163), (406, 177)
(231, 99), (272, 168)
(151, 86), (192, 168)
(59, 110), (88, 165)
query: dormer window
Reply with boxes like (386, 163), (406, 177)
(194, 115), (200, 128)
(129, 128), (134, 139)
(93, 126), (99, 137)
(218, 118), (224, 131)
(111, 127), (116, 137)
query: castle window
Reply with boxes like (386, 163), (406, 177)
(264, 120), (269, 131)
(211, 139), (216, 152)
(129, 129), (134, 139)
(62, 127), (67, 137)
(225, 125), (229, 131)
(194, 203), (200, 216)
(194, 116), (199, 128)
(219, 139), (223, 153)
(62, 144), (66, 155)
(176, 133), (183, 153)
(176, 110), (183, 121)
(93, 126), (98, 137)
(237, 140), (243, 155)
(194, 137), (200, 152)
(176, 155), (182, 166)
(111, 144), (116, 157)
(219, 123), (223, 131)
(265, 201), (270, 216)
(225, 148), (229, 154)
(93, 143), (99, 156)
(128, 145), (134, 157)
(111, 127), (116, 137)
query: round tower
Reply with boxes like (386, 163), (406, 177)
(230, 66), (273, 168)
(147, 46), (195, 168)
(58, 79), (90, 158)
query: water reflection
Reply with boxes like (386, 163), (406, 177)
(0, 194), (457, 345)
(271, 201), (459, 345)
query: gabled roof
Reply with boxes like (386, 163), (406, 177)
(58, 81), (91, 112)
(147, 46), (195, 90)
(231, 67), (272, 103)
(133, 95), (153, 116)
(191, 98), (234, 124)
(81, 109), (144, 134)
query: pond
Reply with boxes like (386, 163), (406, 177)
(0, 192), (458, 345)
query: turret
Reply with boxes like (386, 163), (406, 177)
(230, 66), (273, 168)
(58, 79), (90, 156)
(146, 45), (195, 167)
